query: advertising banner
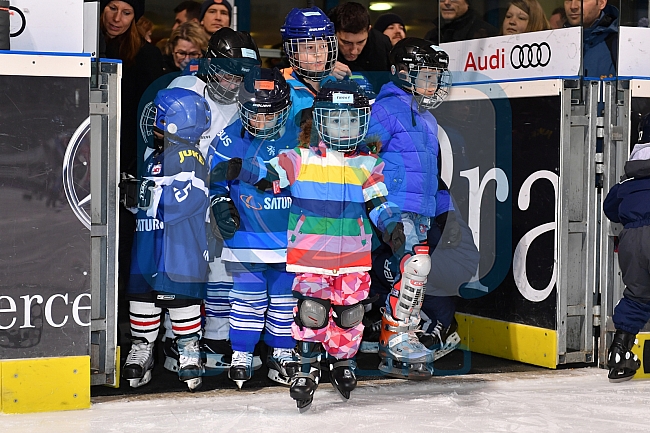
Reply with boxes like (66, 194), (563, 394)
(441, 27), (582, 85)
(437, 82), (561, 329)
(0, 54), (91, 359)
(8, 0), (84, 53)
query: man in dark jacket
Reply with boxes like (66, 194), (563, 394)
(602, 135), (650, 382)
(424, 0), (498, 44)
(327, 2), (392, 92)
(564, 0), (618, 78)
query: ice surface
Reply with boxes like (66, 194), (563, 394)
(2, 368), (649, 433)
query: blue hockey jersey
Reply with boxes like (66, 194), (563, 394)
(143, 143), (210, 299)
(210, 119), (300, 263)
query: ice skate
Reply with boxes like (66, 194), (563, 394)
(607, 330), (640, 383)
(122, 339), (155, 388)
(328, 358), (357, 401)
(177, 334), (204, 391)
(379, 312), (434, 379)
(162, 336), (179, 372)
(290, 342), (321, 413)
(359, 316), (381, 354)
(200, 338), (232, 372)
(417, 318), (461, 360)
(267, 347), (299, 386)
(229, 350), (254, 389)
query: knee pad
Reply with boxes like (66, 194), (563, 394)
(294, 296), (331, 329)
(332, 303), (364, 329)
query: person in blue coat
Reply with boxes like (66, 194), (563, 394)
(121, 88), (211, 392)
(209, 67), (300, 388)
(564, 1), (618, 78)
(365, 38), (460, 379)
(602, 133), (650, 382)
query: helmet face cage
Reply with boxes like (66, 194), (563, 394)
(313, 106), (370, 152)
(238, 103), (291, 139)
(284, 36), (338, 80)
(140, 101), (156, 145)
(407, 65), (452, 110)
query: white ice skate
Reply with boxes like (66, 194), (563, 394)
(122, 339), (155, 388)
(229, 350), (254, 389)
(177, 334), (204, 391)
(267, 347), (299, 386)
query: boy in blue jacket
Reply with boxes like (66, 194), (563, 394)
(365, 37), (458, 379)
(603, 139), (650, 382)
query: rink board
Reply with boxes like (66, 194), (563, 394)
(456, 313), (558, 369)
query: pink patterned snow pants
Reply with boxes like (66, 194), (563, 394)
(291, 271), (370, 359)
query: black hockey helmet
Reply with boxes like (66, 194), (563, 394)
(205, 27), (261, 104)
(312, 78), (370, 152)
(238, 66), (292, 138)
(389, 37), (451, 110)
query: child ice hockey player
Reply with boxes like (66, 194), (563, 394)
(364, 37), (455, 379)
(209, 67), (300, 388)
(211, 79), (405, 411)
(602, 133), (650, 382)
(121, 87), (211, 391)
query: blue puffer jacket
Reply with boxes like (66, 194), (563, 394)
(603, 143), (650, 229)
(366, 82), (451, 217)
(581, 5), (618, 79)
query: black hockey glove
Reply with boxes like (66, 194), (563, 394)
(210, 196), (240, 239)
(435, 211), (461, 249)
(210, 158), (243, 183)
(382, 221), (406, 254)
(119, 173), (155, 210)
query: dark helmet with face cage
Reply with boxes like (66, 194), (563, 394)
(312, 79), (370, 152)
(389, 37), (451, 110)
(205, 28), (261, 104)
(237, 67), (292, 139)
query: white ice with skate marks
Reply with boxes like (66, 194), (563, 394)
(3, 368), (650, 433)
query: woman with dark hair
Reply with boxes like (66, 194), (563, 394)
(100, 0), (163, 326)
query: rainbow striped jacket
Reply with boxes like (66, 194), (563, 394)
(269, 142), (401, 275)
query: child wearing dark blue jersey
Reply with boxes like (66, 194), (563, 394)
(208, 67), (300, 388)
(122, 88), (211, 392)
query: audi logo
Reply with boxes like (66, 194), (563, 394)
(510, 43), (551, 69)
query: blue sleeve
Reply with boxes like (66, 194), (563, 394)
(209, 138), (231, 198)
(602, 183), (621, 223)
(157, 177), (208, 224)
(435, 189), (454, 216)
(367, 103), (394, 150)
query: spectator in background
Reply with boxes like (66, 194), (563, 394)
(425, 0), (498, 44)
(374, 13), (406, 46)
(549, 6), (567, 29)
(163, 21), (209, 73)
(200, 0), (231, 36)
(564, 0), (618, 78)
(173, 0), (201, 31)
(327, 2), (392, 92)
(99, 0), (164, 340)
(501, 0), (550, 35)
(136, 15), (153, 42)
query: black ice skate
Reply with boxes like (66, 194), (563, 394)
(607, 330), (641, 383)
(417, 318), (461, 361)
(267, 347), (299, 386)
(328, 358), (357, 401)
(177, 333), (204, 391)
(200, 338), (232, 372)
(162, 335), (179, 372)
(229, 350), (254, 389)
(122, 339), (155, 388)
(359, 316), (381, 354)
(290, 342), (322, 413)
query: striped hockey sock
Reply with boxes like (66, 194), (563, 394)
(129, 301), (162, 343)
(169, 305), (202, 337)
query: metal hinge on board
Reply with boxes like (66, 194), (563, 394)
(593, 305), (601, 327)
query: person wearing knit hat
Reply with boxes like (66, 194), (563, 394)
(200, 0), (232, 35)
(373, 13), (406, 46)
(100, 0), (145, 24)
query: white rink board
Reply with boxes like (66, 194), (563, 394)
(619, 27), (650, 78)
(441, 27), (581, 84)
(9, 0), (84, 53)
(0, 52), (91, 77)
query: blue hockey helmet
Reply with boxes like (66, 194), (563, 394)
(205, 27), (261, 104)
(280, 7), (338, 80)
(639, 112), (650, 144)
(238, 66), (292, 139)
(312, 79), (370, 152)
(153, 88), (211, 146)
(389, 37), (451, 110)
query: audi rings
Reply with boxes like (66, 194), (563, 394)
(510, 43), (551, 69)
